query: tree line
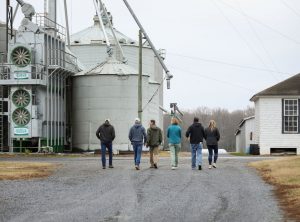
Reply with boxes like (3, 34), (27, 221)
(163, 106), (254, 152)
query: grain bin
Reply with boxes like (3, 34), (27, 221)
(72, 57), (160, 152)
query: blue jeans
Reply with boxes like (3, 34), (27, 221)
(191, 143), (203, 168)
(101, 142), (113, 167)
(133, 143), (143, 166)
(208, 145), (218, 165)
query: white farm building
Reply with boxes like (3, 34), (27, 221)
(235, 116), (255, 154)
(249, 74), (300, 155)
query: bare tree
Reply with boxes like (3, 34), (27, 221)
(163, 106), (254, 152)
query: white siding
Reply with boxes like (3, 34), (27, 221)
(236, 134), (242, 153)
(254, 100), (260, 144)
(245, 118), (255, 153)
(235, 118), (255, 154)
(256, 97), (300, 155)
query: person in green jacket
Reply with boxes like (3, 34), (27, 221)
(146, 120), (163, 169)
(167, 117), (182, 170)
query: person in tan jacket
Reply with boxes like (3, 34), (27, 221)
(146, 120), (163, 169)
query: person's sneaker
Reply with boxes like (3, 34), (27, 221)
(213, 163), (217, 168)
(109, 165), (114, 168)
(154, 163), (158, 169)
(209, 165), (212, 169)
(150, 165), (154, 168)
(198, 165), (202, 170)
(172, 166), (176, 170)
(102, 166), (106, 169)
(135, 165), (140, 170)
(192, 167), (196, 170)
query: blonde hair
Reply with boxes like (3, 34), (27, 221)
(209, 120), (216, 130)
(171, 117), (179, 125)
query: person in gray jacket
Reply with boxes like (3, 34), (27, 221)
(205, 120), (220, 169)
(129, 118), (147, 170)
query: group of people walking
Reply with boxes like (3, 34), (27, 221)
(168, 117), (220, 170)
(96, 117), (220, 170)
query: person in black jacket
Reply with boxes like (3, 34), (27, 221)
(96, 119), (115, 169)
(185, 117), (205, 170)
(205, 120), (220, 169)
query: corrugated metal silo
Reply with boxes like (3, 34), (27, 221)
(72, 57), (160, 151)
(70, 15), (164, 128)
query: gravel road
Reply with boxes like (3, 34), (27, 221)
(0, 155), (284, 222)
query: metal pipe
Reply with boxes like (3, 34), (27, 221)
(48, 0), (57, 36)
(99, 0), (127, 63)
(93, 0), (112, 56)
(50, 74), (53, 146)
(46, 70), (49, 147)
(15, 0), (24, 6)
(54, 74), (57, 149)
(12, 3), (19, 21)
(57, 74), (60, 148)
(63, 0), (71, 47)
(138, 30), (142, 121)
(63, 77), (66, 147)
(122, 0), (173, 88)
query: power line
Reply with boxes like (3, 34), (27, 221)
(212, 0), (279, 81)
(219, 0), (300, 45)
(234, 0), (283, 80)
(167, 52), (290, 75)
(169, 65), (254, 92)
(281, 0), (300, 19)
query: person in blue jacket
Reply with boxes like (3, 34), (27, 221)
(167, 117), (182, 170)
(129, 118), (147, 170)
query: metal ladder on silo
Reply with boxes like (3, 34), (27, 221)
(0, 86), (4, 152)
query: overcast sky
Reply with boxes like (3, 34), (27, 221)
(1, 0), (300, 111)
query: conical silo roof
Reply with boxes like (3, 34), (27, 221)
(74, 57), (150, 77)
(71, 15), (136, 46)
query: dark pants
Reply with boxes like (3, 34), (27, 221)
(207, 145), (218, 165)
(101, 142), (113, 167)
(132, 143), (143, 166)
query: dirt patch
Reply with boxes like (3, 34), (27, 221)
(0, 162), (59, 180)
(249, 157), (300, 221)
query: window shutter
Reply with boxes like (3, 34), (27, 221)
(298, 99), (300, 133)
(282, 99), (284, 134)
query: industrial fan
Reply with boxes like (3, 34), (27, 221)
(12, 89), (30, 107)
(12, 108), (31, 126)
(11, 46), (31, 67)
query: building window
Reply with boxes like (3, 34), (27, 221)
(283, 99), (299, 133)
(250, 132), (253, 141)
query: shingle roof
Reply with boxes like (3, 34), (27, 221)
(250, 73), (300, 101)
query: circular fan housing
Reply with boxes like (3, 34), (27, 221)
(12, 108), (31, 126)
(12, 89), (30, 107)
(11, 46), (31, 67)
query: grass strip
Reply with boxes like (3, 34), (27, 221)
(249, 157), (300, 221)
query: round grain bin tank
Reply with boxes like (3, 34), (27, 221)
(70, 15), (164, 127)
(72, 57), (160, 152)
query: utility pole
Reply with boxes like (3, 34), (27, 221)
(170, 103), (183, 122)
(138, 30), (143, 121)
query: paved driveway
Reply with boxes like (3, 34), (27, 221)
(0, 155), (284, 222)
